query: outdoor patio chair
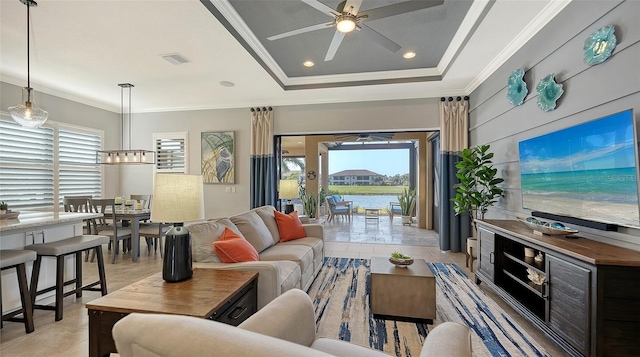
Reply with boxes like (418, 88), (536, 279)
(326, 196), (351, 222)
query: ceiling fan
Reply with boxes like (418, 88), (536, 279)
(334, 133), (395, 142)
(267, 0), (444, 61)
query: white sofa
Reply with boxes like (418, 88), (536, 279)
(113, 289), (472, 357)
(186, 205), (324, 309)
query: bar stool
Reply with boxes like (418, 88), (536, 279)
(24, 235), (109, 321)
(1, 250), (36, 333)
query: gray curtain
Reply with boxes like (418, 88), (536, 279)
(439, 97), (470, 252)
(250, 107), (276, 208)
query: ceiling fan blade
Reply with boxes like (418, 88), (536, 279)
(301, 0), (339, 17)
(267, 22), (333, 41)
(342, 0), (364, 15)
(358, 24), (401, 53)
(325, 31), (345, 61)
(359, 0), (444, 22)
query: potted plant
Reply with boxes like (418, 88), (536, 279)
(397, 187), (416, 225)
(0, 201), (9, 214)
(303, 193), (318, 219)
(452, 144), (505, 232)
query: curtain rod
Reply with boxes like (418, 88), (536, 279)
(440, 96), (470, 101)
(250, 106), (273, 112)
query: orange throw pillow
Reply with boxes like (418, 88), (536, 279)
(213, 227), (259, 263)
(274, 210), (307, 242)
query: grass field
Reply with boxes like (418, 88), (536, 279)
(328, 185), (407, 195)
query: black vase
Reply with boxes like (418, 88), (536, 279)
(163, 225), (193, 282)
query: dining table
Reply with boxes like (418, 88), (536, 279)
(112, 207), (151, 262)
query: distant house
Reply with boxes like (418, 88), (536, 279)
(329, 169), (383, 186)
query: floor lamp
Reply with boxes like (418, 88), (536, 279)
(279, 179), (299, 214)
(151, 174), (205, 282)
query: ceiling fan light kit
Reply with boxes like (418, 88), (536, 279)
(336, 14), (357, 33)
(8, 0), (49, 128)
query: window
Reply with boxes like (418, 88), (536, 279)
(154, 132), (188, 173)
(0, 118), (102, 210)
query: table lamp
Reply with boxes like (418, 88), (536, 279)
(279, 179), (299, 214)
(151, 174), (205, 282)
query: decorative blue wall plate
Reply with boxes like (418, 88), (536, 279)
(506, 68), (527, 106)
(536, 74), (563, 112)
(583, 25), (617, 66)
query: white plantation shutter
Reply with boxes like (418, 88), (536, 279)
(0, 118), (102, 210)
(59, 129), (102, 200)
(154, 132), (188, 173)
(0, 120), (55, 209)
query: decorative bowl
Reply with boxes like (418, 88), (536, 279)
(389, 256), (414, 268)
(517, 217), (578, 236)
(506, 68), (528, 106)
(536, 73), (564, 112)
(526, 268), (546, 285)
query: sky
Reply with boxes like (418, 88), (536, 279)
(328, 149), (409, 176)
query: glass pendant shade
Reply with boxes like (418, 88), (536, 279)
(8, 87), (49, 128)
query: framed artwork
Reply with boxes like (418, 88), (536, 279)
(201, 131), (235, 184)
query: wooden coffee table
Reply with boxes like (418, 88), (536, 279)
(86, 268), (258, 357)
(370, 257), (435, 322)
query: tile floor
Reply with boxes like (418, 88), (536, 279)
(0, 213), (565, 356)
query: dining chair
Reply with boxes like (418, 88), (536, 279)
(63, 196), (92, 234)
(89, 198), (132, 264)
(130, 195), (152, 209)
(139, 222), (171, 258)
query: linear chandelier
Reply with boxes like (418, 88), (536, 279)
(96, 83), (155, 165)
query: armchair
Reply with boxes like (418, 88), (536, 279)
(326, 196), (351, 222)
(113, 289), (472, 357)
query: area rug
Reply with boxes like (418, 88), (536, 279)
(307, 258), (551, 357)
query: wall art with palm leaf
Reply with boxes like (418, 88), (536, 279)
(201, 131), (235, 184)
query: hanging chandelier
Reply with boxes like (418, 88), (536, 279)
(8, 0), (49, 128)
(96, 83), (156, 165)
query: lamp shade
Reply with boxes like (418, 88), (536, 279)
(151, 174), (205, 223)
(279, 179), (299, 200)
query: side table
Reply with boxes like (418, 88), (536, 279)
(370, 257), (435, 322)
(86, 268), (258, 357)
(365, 208), (380, 220)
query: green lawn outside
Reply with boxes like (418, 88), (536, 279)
(327, 185), (407, 195)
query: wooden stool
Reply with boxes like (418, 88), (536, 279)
(1, 250), (37, 333)
(24, 235), (109, 321)
(466, 238), (478, 272)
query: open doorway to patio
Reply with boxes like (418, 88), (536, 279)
(276, 131), (439, 247)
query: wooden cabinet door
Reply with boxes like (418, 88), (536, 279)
(547, 254), (591, 356)
(477, 227), (496, 282)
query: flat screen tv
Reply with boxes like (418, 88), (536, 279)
(518, 109), (639, 228)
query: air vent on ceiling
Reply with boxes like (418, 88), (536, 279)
(161, 53), (190, 65)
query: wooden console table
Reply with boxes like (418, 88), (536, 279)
(475, 219), (640, 357)
(86, 269), (258, 357)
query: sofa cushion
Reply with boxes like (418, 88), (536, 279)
(253, 205), (281, 245)
(278, 261), (302, 292)
(279, 237), (323, 258)
(274, 211), (306, 242)
(230, 210), (275, 253)
(326, 196), (336, 206)
(188, 218), (240, 263)
(213, 227), (259, 263)
(260, 245), (313, 278)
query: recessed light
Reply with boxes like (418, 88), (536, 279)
(219, 81), (235, 87)
(403, 51), (416, 59)
(303, 60), (315, 67)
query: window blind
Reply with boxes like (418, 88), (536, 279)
(59, 129), (102, 200)
(0, 120), (55, 209)
(155, 135), (187, 173)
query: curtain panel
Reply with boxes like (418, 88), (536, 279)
(250, 107), (276, 209)
(439, 97), (470, 252)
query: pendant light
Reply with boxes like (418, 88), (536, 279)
(96, 83), (156, 165)
(8, 0), (49, 128)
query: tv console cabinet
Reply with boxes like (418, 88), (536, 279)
(475, 220), (640, 357)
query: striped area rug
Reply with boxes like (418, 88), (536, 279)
(307, 257), (551, 357)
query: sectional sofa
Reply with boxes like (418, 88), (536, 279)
(186, 205), (324, 309)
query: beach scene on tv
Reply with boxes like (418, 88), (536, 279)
(519, 110), (640, 228)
